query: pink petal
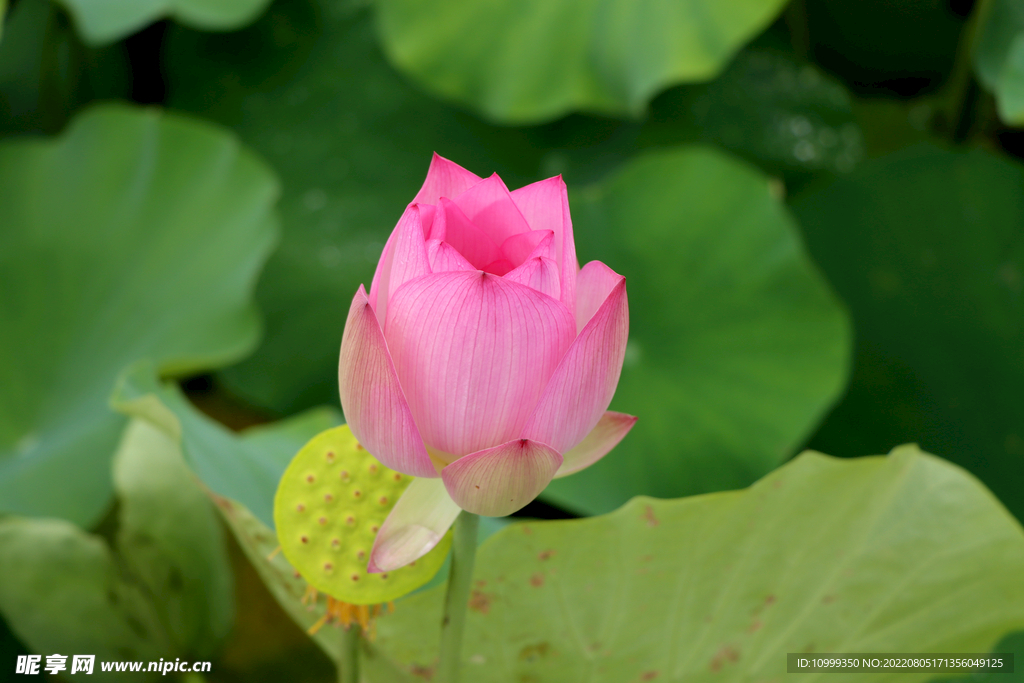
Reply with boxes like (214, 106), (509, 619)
(480, 259), (515, 276)
(338, 285), (438, 478)
(554, 411), (637, 478)
(501, 229), (554, 267)
(412, 152), (484, 205)
(510, 176), (577, 314)
(575, 260), (624, 334)
(441, 439), (562, 517)
(385, 271), (575, 458)
(504, 256), (560, 300)
(368, 233), (393, 318)
(368, 477), (460, 573)
(369, 204), (434, 325)
(521, 277), (628, 454)
(451, 174), (531, 246)
(427, 239), (476, 273)
(432, 198), (504, 270)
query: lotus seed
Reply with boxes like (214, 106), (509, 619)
(318, 516), (327, 525)
(345, 515), (356, 526)
(351, 574), (360, 581)
(326, 451), (335, 462)
(296, 503), (305, 512)
(368, 463), (378, 473)
(306, 474), (315, 483)
(331, 538), (340, 548)
(324, 492), (333, 502)
(301, 535), (309, 544)
(371, 525), (379, 533)
(378, 496), (388, 505)
(353, 490), (362, 498)
(357, 550), (366, 560)
(324, 563), (333, 572)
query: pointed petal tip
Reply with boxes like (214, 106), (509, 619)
(555, 411), (637, 479)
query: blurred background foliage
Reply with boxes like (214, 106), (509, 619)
(1, 0), (1024, 680)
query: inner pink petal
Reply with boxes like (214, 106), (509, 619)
(427, 239), (476, 273)
(434, 198), (503, 270)
(450, 174), (532, 245)
(384, 271), (576, 457)
(501, 230), (554, 268)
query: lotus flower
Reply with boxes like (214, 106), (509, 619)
(339, 154), (635, 572)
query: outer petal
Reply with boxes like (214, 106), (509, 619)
(385, 271), (575, 457)
(441, 439), (562, 517)
(504, 256), (560, 300)
(368, 477), (461, 573)
(412, 152), (483, 205)
(510, 176), (577, 314)
(451, 173), (531, 245)
(554, 411), (637, 478)
(427, 239), (476, 273)
(521, 277), (628, 454)
(370, 204), (433, 326)
(338, 285), (437, 477)
(575, 260), (624, 334)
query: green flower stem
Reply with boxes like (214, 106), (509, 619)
(438, 511), (480, 683)
(339, 624), (360, 683)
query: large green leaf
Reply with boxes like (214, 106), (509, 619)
(640, 49), (863, 174)
(792, 144), (1024, 522)
(112, 362), (340, 530)
(974, 0), (1024, 125)
(164, 1), (551, 415)
(370, 446), (1024, 682)
(0, 417), (235, 676)
(0, 517), (166, 679)
(374, 0), (791, 124)
(0, 104), (278, 526)
(110, 363), (355, 666)
(543, 146), (851, 515)
(112, 418), (234, 657)
(55, 0), (272, 46)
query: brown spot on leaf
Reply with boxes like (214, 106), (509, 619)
(518, 642), (550, 662)
(641, 671), (659, 681)
(530, 573), (545, 587)
(409, 664), (434, 679)
(538, 549), (555, 561)
(748, 619), (762, 633)
(522, 526), (533, 534)
(468, 590), (493, 614)
(644, 505), (660, 527)
(822, 594), (836, 604)
(710, 645), (740, 672)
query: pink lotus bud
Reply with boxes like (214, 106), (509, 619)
(338, 154), (635, 572)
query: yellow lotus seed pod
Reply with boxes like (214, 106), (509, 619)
(274, 425), (450, 604)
